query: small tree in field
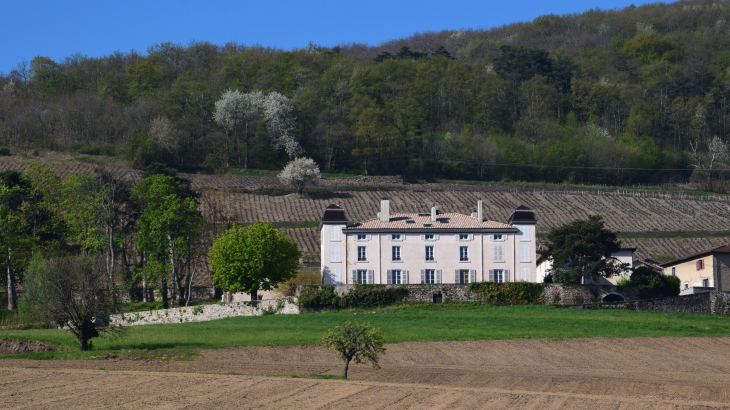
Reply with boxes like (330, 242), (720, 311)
(323, 322), (386, 379)
(278, 157), (321, 196)
(21, 254), (126, 351)
(210, 222), (301, 301)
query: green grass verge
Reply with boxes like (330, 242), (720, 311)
(2, 304), (730, 359)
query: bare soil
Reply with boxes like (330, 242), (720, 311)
(0, 339), (52, 356)
(3, 337), (730, 408)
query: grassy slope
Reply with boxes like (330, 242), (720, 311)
(2, 304), (730, 358)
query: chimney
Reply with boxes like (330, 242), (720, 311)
(431, 205), (437, 222)
(380, 199), (390, 223)
(477, 200), (483, 222)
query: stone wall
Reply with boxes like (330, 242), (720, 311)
(561, 292), (714, 314)
(304, 284), (637, 304)
(542, 284), (640, 304)
(107, 298), (299, 327)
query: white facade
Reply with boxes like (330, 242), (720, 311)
(536, 246), (636, 285)
(319, 202), (538, 284)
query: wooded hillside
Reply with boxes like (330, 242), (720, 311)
(3, 0), (730, 187)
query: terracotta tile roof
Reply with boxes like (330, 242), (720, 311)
(661, 245), (730, 267)
(345, 213), (513, 230)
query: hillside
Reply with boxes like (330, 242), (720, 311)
(3, 0), (730, 188)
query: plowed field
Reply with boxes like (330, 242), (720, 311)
(3, 337), (730, 409)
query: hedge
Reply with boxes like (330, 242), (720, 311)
(298, 285), (408, 309)
(467, 282), (544, 305)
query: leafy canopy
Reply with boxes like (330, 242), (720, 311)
(539, 215), (626, 283)
(209, 222), (300, 297)
(323, 321), (386, 378)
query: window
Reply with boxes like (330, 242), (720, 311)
(425, 246), (435, 261)
(493, 244), (505, 262)
(683, 282), (689, 290)
(329, 245), (341, 263)
(519, 244), (531, 262)
(424, 234), (435, 240)
(492, 234), (504, 241)
(457, 234), (472, 241)
(459, 246), (470, 262)
(457, 269), (473, 284)
(330, 225), (341, 241)
(390, 234), (403, 241)
(490, 269), (506, 283)
(357, 234), (367, 241)
(392, 246), (402, 262)
(697, 259), (705, 270)
(520, 226), (531, 242)
(520, 267), (531, 281)
(703, 278), (710, 287)
(421, 269), (440, 284)
(354, 269), (371, 284)
(671, 266), (676, 276)
(357, 246), (367, 262)
(389, 269), (402, 284)
(329, 268), (341, 284)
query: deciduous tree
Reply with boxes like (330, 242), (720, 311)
(323, 322), (386, 379)
(278, 157), (321, 196)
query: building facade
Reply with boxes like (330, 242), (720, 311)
(319, 200), (537, 284)
(535, 244), (637, 285)
(660, 246), (730, 294)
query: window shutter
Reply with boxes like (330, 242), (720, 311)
(367, 270), (374, 284)
(366, 234), (372, 241)
(387, 270), (392, 284)
(435, 269), (442, 284)
(697, 260), (700, 270)
(469, 270), (476, 283)
(351, 270), (357, 284)
(468, 234), (473, 241)
(504, 269), (510, 282)
(331, 225), (341, 241)
(403, 270), (409, 284)
(455, 234), (460, 241)
(434, 234), (440, 240)
(421, 269), (426, 284)
(489, 269), (494, 282)
(454, 269), (460, 284)
(420, 234), (425, 241)
(330, 245), (340, 262)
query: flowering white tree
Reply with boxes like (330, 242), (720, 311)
(213, 90), (264, 167)
(264, 92), (302, 158)
(278, 157), (321, 196)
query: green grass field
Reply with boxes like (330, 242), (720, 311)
(2, 304), (730, 359)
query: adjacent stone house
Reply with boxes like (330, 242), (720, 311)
(660, 246), (730, 294)
(318, 200), (537, 284)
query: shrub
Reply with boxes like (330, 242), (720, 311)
(615, 275), (633, 286)
(467, 282), (544, 305)
(278, 268), (322, 297)
(298, 285), (408, 309)
(0, 148), (10, 156)
(630, 267), (680, 299)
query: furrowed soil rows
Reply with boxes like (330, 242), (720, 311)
(4, 337), (730, 408)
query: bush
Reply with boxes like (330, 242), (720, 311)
(630, 267), (680, 299)
(298, 285), (408, 309)
(467, 282), (544, 305)
(615, 275), (633, 286)
(278, 268), (322, 297)
(0, 148), (11, 156)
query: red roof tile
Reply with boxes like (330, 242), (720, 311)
(661, 245), (730, 267)
(345, 213), (513, 230)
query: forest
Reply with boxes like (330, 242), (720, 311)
(2, 0), (730, 187)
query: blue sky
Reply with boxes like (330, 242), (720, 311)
(3, 0), (663, 73)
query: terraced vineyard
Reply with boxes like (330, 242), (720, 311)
(199, 189), (730, 233)
(2, 154), (729, 264)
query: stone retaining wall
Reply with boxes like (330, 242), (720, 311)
(107, 298), (299, 327)
(561, 292), (715, 314)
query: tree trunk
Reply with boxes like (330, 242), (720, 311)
(169, 236), (177, 308)
(79, 336), (89, 351)
(161, 279), (169, 309)
(6, 247), (15, 310)
(142, 252), (149, 302)
(343, 357), (351, 379)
